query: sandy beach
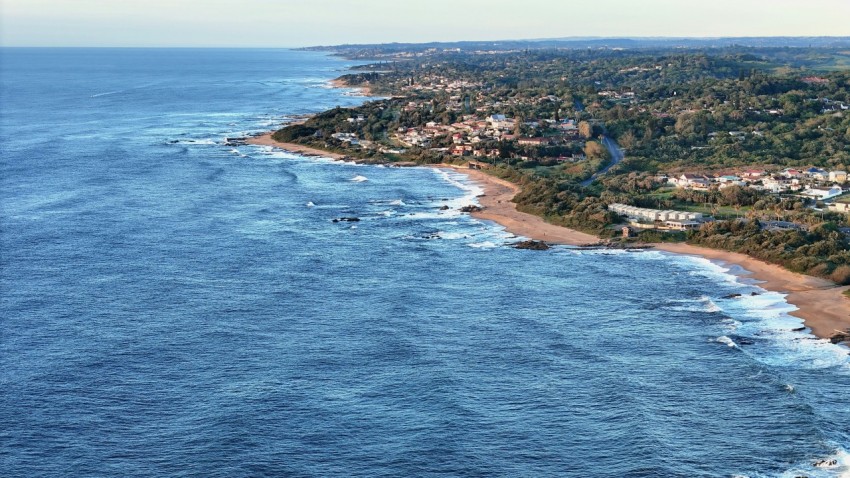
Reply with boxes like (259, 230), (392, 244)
(247, 132), (850, 343)
(655, 243), (850, 341)
(453, 167), (599, 245)
(247, 133), (350, 159)
(330, 78), (373, 97)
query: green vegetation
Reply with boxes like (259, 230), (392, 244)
(273, 43), (850, 284)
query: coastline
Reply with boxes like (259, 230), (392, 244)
(449, 165), (850, 342)
(247, 133), (350, 159)
(330, 78), (373, 97)
(248, 129), (850, 345)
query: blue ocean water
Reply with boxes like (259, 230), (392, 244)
(1, 48), (849, 478)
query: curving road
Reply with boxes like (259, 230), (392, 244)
(580, 135), (625, 186)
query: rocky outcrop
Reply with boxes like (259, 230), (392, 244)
(460, 205), (483, 213)
(513, 240), (550, 251)
(828, 329), (850, 344)
(723, 293), (743, 299)
(332, 217), (360, 223)
(224, 137), (248, 146)
(577, 241), (653, 250)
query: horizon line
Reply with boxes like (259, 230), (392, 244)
(4, 35), (850, 50)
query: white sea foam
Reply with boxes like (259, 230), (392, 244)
(431, 168), (484, 211)
(175, 138), (218, 145)
(663, 252), (850, 372)
(779, 448), (850, 478)
(349, 175), (369, 183)
(468, 241), (499, 249)
(90, 90), (123, 98)
(305, 202), (315, 208)
(436, 231), (471, 240)
(716, 335), (738, 348)
(666, 295), (722, 313)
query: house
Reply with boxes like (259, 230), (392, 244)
(829, 171), (848, 183)
(331, 132), (359, 144)
(828, 202), (850, 213)
(805, 167), (828, 179)
(741, 170), (767, 180)
(801, 186), (843, 200)
(517, 137), (552, 146)
(675, 174), (711, 189)
(450, 145), (473, 156)
(782, 169), (803, 179)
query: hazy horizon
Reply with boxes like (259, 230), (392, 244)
(3, 0), (849, 48)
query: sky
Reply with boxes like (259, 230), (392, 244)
(2, 0), (849, 48)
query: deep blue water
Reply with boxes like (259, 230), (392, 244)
(2, 48), (850, 478)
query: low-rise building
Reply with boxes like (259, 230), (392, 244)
(829, 171), (848, 183)
(828, 202), (850, 213)
(800, 185), (843, 200)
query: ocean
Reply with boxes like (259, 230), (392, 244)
(1, 48), (849, 478)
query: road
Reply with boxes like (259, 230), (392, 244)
(580, 135), (625, 186)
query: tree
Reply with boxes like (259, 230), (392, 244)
(619, 130), (637, 149)
(578, 121), (593, 139)
(584, 141), (607, 160)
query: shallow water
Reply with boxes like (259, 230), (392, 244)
(2, 48), (849, 478)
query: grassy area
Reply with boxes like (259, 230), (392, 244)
(669, 201), (750, 220)
(642, 189), (751, 220)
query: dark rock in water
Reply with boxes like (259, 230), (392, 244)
(224, 137), (248, 146)
(829, 329), (850, 344)
(514, 240), (550, 251)
(737, 338), (755, 345)
(792, 326), (807, 332)
(333, 217), (360, 223)
(751, 292), (760, 296)
(577, 241), (653, 250)
(439, 205), (450, 211)
(722, 293), (742, 299)
(814, 459), (838, 467)
(460, 205), (483, 213)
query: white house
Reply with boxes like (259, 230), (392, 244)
(801, 185), (843, 200)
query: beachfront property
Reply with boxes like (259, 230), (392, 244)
(608, 203), (706, 230)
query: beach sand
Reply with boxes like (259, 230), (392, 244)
(246, 132), (850, 343)
(247, 133), (349, 160)
(330, 78), (373, 97)
(452, 167), (599, 245)
(655, 243), (850, 341)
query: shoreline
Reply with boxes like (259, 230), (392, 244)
(247, 128), (850, 345)
(247, 133), (350, 159)
(330, 78), (373, 97)
(449, 165), (850, 342)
